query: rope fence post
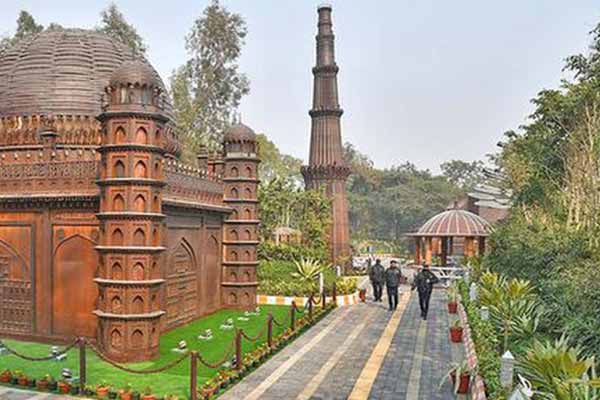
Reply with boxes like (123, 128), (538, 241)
(190, 351), (198, 400)
(308, 294), (313, 320)
(332, 281), (337, 306)
(267, 313), (273, 347)
(78, 338), (86, 392)
(291, 301), (296, 331)
(235, 329), (242, 370)
(322, 287), (326, 309)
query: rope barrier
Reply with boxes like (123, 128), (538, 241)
(196, 339), (236, 369)
(271, 314), (288, 328)
(86, 341), (189, 374)
(240, 327), (266, 342)
(0, 338), (80, 362)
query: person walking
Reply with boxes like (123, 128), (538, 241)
(411, 263), (439, 319)
(369, 259), (385, 302)
(385, 260), (403, 311)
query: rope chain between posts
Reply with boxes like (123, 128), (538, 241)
(86, 340), (189, 374)
(240, 327), (266, 342)
(196, 338), (236, 369)
(0, 338), (80, 362)
(271, 313), (288, 328)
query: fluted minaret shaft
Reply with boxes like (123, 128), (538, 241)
(302, 5), (350, 264)
(308, 5), (344, 166)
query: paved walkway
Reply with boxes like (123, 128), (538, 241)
(0, 288), (464, 400)
(222, 288), (462, 400)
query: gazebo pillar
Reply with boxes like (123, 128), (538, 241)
(415, 237), (422, 264)
(440, 237), (448, 266)
(478, 236), (486, 256)
(464, 237), (474, 257)
(425, 237), (433, 265)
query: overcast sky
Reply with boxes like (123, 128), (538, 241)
(2, 1), (599, 172)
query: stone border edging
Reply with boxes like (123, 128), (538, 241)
(458, 302), (487, 400)
(257, 292), (359, 307)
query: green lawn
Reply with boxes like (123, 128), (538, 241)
(0, 305), (291, 398)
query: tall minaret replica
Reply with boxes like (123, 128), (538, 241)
(301, 4), (351, 264)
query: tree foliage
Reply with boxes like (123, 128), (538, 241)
(170, 0), (250, 156)
(98, 3), (147, 55)
(1, 10), (44, 54)
(488, 20), (600, 361)
(256, 134), (303, 184)
(258, 178), (331, 261)
(440, 159), (486, 190)
(344, 143), (464, 244)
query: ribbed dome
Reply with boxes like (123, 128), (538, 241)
(415, 209), (492, 237)
(224, 123), (256, 142)
(0, 29), (172, 118)
(110, 60), (160, 87)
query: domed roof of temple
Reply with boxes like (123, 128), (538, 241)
(224, 123), (256, 142)
(413, 208), (493, 237)
(0, 29), (172, 119)
(109, 60), (160, 88)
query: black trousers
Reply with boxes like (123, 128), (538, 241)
(387, 285), (399, 310)
(372, 282), (383, 301)
(418, 289), (432, 317)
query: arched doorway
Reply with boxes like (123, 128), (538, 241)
(53, 235), (97, 337)
(205, 235), (220, 312)
(166, 239), (197, 329)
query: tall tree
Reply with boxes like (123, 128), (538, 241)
(98, 3), (147, 55)
(170, 0), (250, 154)
(256, 134), (303, 184)
(1, 10), (44, 53)
(440, 159), (486, 190)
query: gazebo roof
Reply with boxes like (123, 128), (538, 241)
(410, 209), (493, 237)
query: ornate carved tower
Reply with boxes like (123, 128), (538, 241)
(301, 5), (351, 263)
(95, 61), (167, 361)
(222, 124), (260, 309)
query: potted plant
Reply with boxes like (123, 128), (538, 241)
(439, 361), (473, 394)
(96, 381), (110, 398)
(119, 383), (133, 400)
(200, 379), (217, 399)
(449, 319), (463, 343)
(57, 378), (71, 394)
(36, 375), (52, 392)
(447, 285), (459, 314)
(16, 371), (28, 387)
(0, 369), (11, 383)
(141, 386), (155, 400)
(47, 376), (58, 392)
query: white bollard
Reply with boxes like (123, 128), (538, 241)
(469, 282), (478, 302)
(501, 351), (515, 389)
(480, 306), (490, 321)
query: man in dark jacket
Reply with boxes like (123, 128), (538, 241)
(369, 259), (385, 302)
(411, 263), (439, 319)
(385, 260), (403, 311)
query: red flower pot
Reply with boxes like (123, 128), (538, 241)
(36, 380), (49, 391)
(0, 372), (11, 383)
(142, 395), (156, 400)
(97, 386), (110, 398)
(359, 289), (367, 302)
(447, 302), (458, 314)
(451, 371), (470, 394)
(17, 377), (28, 386)
(119, 391), (132, 400)
(58, 382), (71, 394)
(450, 326), (463, 343)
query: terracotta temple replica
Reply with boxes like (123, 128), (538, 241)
(0, 29), (260, 361)
(302, 5), (351, 264)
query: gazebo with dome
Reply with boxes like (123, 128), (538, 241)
(408, 207), (493, 266)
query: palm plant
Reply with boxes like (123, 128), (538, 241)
(291, 257), (328, 283)
(518, 337), (599, 400)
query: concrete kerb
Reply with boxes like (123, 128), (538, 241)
(458, 302), (487, 400)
